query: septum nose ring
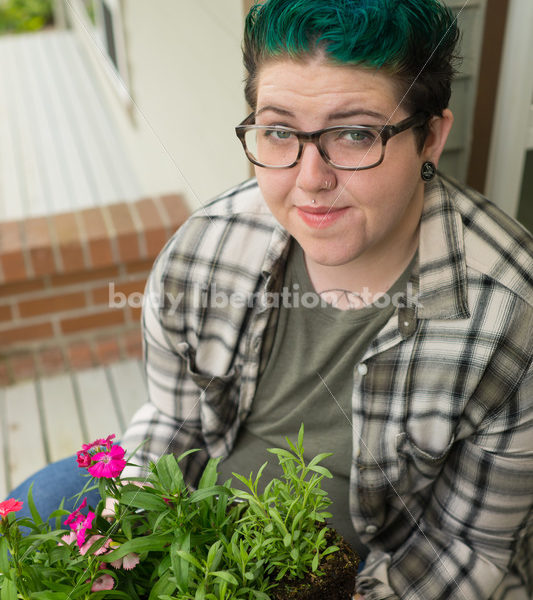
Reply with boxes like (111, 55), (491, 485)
(312, 180), (333, 203)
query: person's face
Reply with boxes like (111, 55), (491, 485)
(253, 55), (433, 271)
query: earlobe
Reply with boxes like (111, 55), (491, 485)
(423, 109), (454, 165)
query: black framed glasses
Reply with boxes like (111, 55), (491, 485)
(235, 112), (429, 170)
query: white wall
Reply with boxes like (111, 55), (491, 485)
(68, 0), (249, 211)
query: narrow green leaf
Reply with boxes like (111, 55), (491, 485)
(307, 452), (334, 468)
(308, 465), (333, 478)
(148, 570), (176, 599)
(189, 485), (231, 503)
(322, 545), (339, 556)
(197, 457), (222, 490)
(297, 423), (305, 452)
(0, 574), (17, 600)
(311, 552), (319, 572)
(175, 549), (204, 571)
(0, 537), (9, 576)
(171, 532), (190, 592)
(26, 482), (44, 526)
(104, 534), (173, 560)
(119, 490), (168, 511)
(210, 570), (238, 586)
(266, 448), (293, 460)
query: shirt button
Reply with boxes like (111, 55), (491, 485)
(357, 363), (368, 376)
(354, 446), (361, 458)
(365, 524), (378, 534)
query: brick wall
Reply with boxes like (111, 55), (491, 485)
(0, 196), (189, 386)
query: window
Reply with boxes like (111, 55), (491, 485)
(78, 0), (130, 97)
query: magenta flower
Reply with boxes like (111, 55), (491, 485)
(82, 434), (116, 452)
(90, 573), (114, 591)
(0, 498), (23, 518)
(87, 445), (126, 479)
(76, 450), (92, 468)
(65, 499), (95, 547)
(75, 511), (95, 547)
(65, 498), (87, 529)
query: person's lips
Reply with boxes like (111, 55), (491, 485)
(296, 205), (349, 228)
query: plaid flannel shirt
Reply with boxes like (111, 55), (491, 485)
(121, 175), (533, 600)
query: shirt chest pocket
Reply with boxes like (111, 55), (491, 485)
(395, 431), (455, 496)
(177, 342), (240, 444)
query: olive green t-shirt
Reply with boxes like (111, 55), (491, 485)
(218, 241), (415, 555)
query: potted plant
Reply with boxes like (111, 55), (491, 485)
(0, 426), (359, 599)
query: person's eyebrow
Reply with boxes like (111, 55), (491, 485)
(328, 109), (387, 121)
(255, 106), (294, 118)
(255, 106), (388, 121)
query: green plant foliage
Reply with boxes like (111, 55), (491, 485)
(0, 425), (341, 599)
(0, 0), (54, 34)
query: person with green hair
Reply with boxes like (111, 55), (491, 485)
(9, 1), (532, 599)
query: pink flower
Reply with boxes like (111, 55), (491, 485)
(65, 499), (95, 547)
(59, 532), (77, 545)
(88, 445), (126, 479)
(75, 511), (95, 547)
(65, 498), (87, 528)
(80, 535), (111, 556)
(0, 498), (23, 518)
(76, 450), (92, 468)
(110, 552), (140, 570)
(82, 434), (116, 453)
(90, 573), (114, 591)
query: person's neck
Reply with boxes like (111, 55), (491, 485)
(304, 230), (419, 310)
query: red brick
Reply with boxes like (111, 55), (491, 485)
(38, 347), (65, 375)
(18, 291), (86, 318)
(80, 207), (114, 268)
(67, 342), (94, 370)
(0, 322), (54, 345)
(60, 310), (125, 335)
(133, 198), (169, 257)
(91, 278), (147, 306)
(94, 337), (122, 365)
(129, 306), (142, 322)
(10, 353), (37, 381)
(158, 195), (189, 234)
(122, 328), (143, 359)
(49, 266), (119, 287)
(125, 259), (154, 275)
(52, 212), (86, 273)
(0, 221), (27, 282)
(107, 204), (140, 262)
(0, 304), (12, 322)
(24, 216), (57, 277)
(0, 279), (46, 298)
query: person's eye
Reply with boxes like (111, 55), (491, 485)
(264, 128), (293, 140)
(338, 129), (375, 143)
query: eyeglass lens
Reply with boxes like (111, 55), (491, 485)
(243, 127), (383, 168)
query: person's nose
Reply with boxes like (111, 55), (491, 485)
(295, 142), (337, 194)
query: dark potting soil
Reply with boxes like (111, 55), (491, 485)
(270, 529), (360, 600)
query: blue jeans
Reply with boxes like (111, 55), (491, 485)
(6, 455), (102, 528)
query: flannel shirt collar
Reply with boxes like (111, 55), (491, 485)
(416, 177), (470, 321)
(238, 176), (471, 322)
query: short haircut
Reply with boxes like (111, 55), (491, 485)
(242, 0), (460, 149)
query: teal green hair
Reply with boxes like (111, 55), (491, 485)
(243, 0), (460, 123)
